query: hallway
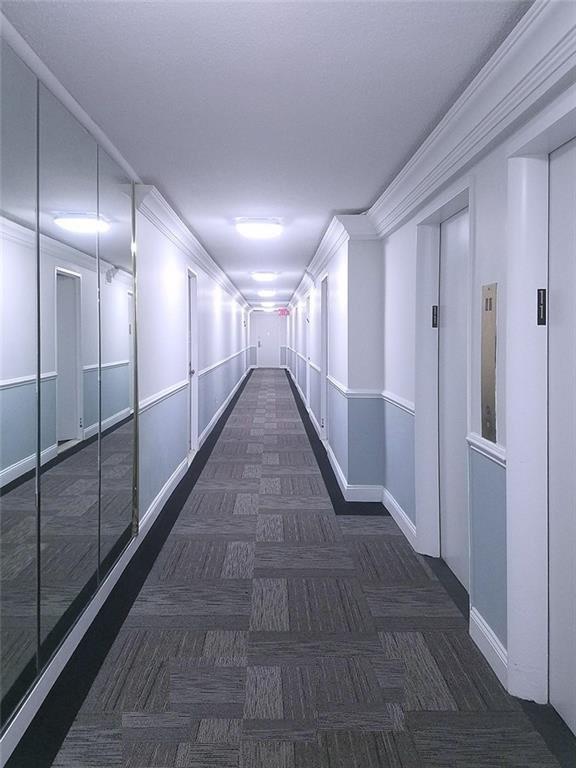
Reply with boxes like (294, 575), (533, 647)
(47, 369), (559, 768)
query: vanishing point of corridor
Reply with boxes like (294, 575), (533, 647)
(50, 369), (559, 768)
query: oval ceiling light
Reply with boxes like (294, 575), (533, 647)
(261, 301), (275, 308)
(257, 289), (276, 298)
(251, 271), (277, 283)
(236, 218), (283, 239)
(54, 214), (110, 234)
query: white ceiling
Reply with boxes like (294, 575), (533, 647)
(3, 1), (531, 305)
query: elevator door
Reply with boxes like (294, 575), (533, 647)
(548, 136), (576, 735)
(438, 208), (470, 589)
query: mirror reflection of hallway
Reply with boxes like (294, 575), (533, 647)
(56, 271), (81, 449)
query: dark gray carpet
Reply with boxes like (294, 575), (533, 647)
(49, 370), (560, 767)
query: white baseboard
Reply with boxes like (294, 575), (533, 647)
(140, 456), (188, 529)
(469, 607), (508, 687)
(83, 407), (132, 439)
(1, 444), (58, 488)
(198, 369), (250, 447)
(382, 488), (417, 547)
(325, 443), (382, 502)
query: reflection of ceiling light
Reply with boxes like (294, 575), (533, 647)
(54, 214), (110, 234)
(258, 289), (276, 298)
(261, 301), (275, 308)
(236, 219), (283, 239)
(251, 271), (277, 282)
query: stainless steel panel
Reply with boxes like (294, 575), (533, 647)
(481, 283), (497, 442)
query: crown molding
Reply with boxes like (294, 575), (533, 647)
(135, 186), (249, 310)
(290, 213), (378, 306)
(367, 0), (576, 236)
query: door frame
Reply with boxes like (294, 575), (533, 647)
(305, 293), (311, 405)
(54, 267), (83, 444)
(506, 90), (576, 704)
(414, 183), (473, 562)
(187, 268), (199, 460)
(320, 274), (329, 440)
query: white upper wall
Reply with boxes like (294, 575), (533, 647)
(382, 225), (417, 404)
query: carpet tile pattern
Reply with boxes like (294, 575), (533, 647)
(51, 369), (561, 766)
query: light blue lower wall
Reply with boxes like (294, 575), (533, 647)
(139, 386), (188, 514)
(83, 368), (99, 429)
(327, 381), (348, 477)
(0, 380), (39, 470)
(347, 398), (384, 486)
(383, 401), (415, 522)
(101, 363), (130, 422)
(280, 346), (287, 366)
(469, 449), (507, 645)
(1, 364), (133, 479)
(198, 352), (247, 436)
(309, 366), (321, 425)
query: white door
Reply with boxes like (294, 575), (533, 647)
(56, 271), (81, 442)
(320, 277), (328, 438)
(548, 136), (576, 735)
(252, 312), (281, 367)
(438, 208), (469, 589)
(187, 271), (198, 455)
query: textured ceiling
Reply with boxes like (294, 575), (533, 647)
(3, 1), (531, 304)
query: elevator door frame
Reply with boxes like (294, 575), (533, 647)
(437, 207), (471, 590)
(414, 183), (473, 563)
(506, 95), (576, 705)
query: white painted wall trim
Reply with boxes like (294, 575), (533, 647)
(367, 1), (576, 236)
(198, 347), (248, 377)
(382, 487), (417, 548)
(290, 214), (379, 307)
(198, 368), (250, 447)
(0, 371), (57, 389)
(83, 360), (130, 372)
(466, 432), (506, 467)
(381, 390), (416, 416)
(0, 444), (58, 488)
(470, 607), (508, 688)
(139, 379), (188, 414)
(0, 455), (187, 766)
(136, 187), (248, 310)
(308, 361), (321, 373)
(83, 407), (132, 439)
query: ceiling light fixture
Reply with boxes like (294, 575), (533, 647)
(257, 289), (276, 298)
(251, 271), (277, 283)
(54, 214), (110, 234)
(236, 218), (283, 239)
(261, 301), (275, 308)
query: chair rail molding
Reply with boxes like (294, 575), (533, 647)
(136, 186), (249, 311)
(367, 0), (576, 237)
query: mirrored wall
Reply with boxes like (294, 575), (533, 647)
(0, 40), (138, 729)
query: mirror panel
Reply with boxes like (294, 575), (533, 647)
(0, 44), (138, 728)
(97, 150), (135, 572)
(0, 40), (39, 726)
(38, 85), (100, 660)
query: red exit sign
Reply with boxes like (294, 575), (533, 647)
(278, 307), (290, 316)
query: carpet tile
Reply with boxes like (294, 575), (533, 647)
(49, 369), (561, 767)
